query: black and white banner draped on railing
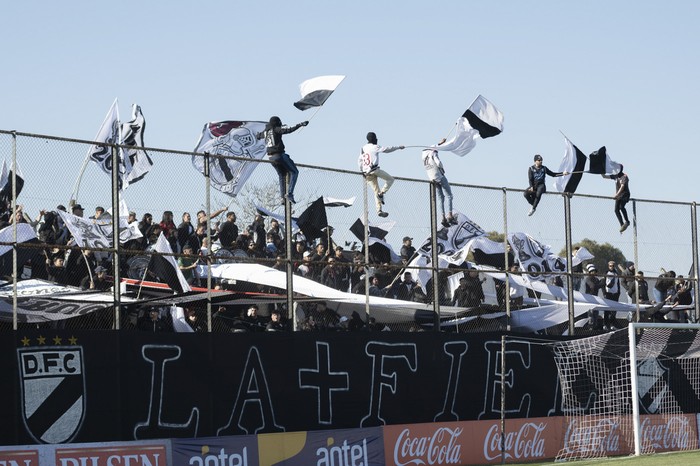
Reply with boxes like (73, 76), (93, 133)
(0, 279), (137, 323)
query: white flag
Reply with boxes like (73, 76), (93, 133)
(192, 121), (268, 196)
(87, 99), (121, 176)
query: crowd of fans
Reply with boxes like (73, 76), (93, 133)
(3, 201), (694, 333)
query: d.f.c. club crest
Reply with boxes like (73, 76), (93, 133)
(17, 346), (86, 443)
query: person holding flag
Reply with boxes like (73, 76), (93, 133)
(602, 165), (631, 232)
(524, 154), (568, 216)
(421, 138), (456, 227)
(358, 131), (405, 217)
(256, 116), (308, 204)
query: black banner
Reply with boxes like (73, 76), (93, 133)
(3, 331), (563, 445)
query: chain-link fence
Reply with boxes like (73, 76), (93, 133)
(0, 129), (697, 334)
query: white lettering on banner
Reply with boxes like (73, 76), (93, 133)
(0, 460), (36, 466)
(58, 454), (161, 466)
(187, 447), (248, 466)
(561, 418), (621, 455)
(483, 422), (546, 461)
(315, 439), (368, 466)
(393, 427), (462, 465)
(641, 416), (691, 450)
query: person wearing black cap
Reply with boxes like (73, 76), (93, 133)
(400, 236), (415, 264)
(256, 116), (308, 204)
(602, 165), (630, 232)
(524, 154), (568, 216)
(358, 132), (405, 217)
(71, 204), (84, 218)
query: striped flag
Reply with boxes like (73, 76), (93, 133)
(435, 95), (503, 157)
(149, 232), (191, 294)
(553, 137), (587, 193)
(293, 75), (345, 110)
(463, 95), (504, 139)
(588, 146), (622, 175)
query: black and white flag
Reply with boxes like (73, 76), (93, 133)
(463, 95), (504, 139)
(0, 223), (40, 278)
(553, 136), (587, 193)
(323, 196), (355, 207)
(192, 121), (268, 196)
(296, 197), (328, 241)
(293, 75), (345, 110)
(417, 212), (486, 264)
(588, 146), (622, 175)
(349, 218), (400, 264)
(87, 99), (121, 177)
(0, 159), (25, 202)
(149, 232), (191, 294)
(508, 232), (566, 282)
(435, 95), (503, 157)
(120, 104), (152, 187)
(57, 210), (142, 248)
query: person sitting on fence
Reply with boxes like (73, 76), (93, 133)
(524, 154), (568, 217)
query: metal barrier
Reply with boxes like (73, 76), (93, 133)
(1, 129), (697, 333)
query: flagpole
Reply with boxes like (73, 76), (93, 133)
(70, 98), (119, 204)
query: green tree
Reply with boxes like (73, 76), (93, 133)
(558, 238), (627, 272)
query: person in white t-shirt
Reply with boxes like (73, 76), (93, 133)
(421, 138), (456, 228)
(358, 132), (405, 217)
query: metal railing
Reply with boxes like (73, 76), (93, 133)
(1, 129), (697, 333)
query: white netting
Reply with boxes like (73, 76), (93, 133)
(551, 325), (700, 461)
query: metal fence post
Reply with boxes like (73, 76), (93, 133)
(691, 202), (699, 322)
(111, 144), (121, 329)
(429, 182), (440, 331)
(564, 194), (574, 335)
(363, 175), (371, 321)
(503, 188), (511, 331)
(632, 200), (640, 321)
(284, 173), (294, 329)
(11, 131), (17, 331)
(204, 154), (212, 332)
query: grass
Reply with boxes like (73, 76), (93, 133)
(509, 449), (700, 466)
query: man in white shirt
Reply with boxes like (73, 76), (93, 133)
(358, 132), (405, 217)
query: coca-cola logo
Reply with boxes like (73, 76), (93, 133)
(483, 422), (546, 460)
(641, 416), (691, 450)
(562, 418), (621, 455)
(392, 427), (462, 465)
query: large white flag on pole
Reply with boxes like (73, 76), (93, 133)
(192, 120), (268, 196)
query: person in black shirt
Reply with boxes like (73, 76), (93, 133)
(256, 116), (308, 204)
(602, 165), (631, 233)
(524, 154), (568, 216)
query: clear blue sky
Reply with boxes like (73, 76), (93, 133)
(1, 1), (698, 273)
